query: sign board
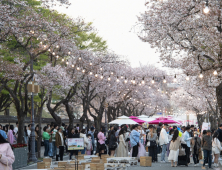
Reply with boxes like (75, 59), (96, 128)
(202, 122), (210, 132)
(67, 138), (84, 150)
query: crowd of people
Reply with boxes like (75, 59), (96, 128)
(1, 122), (222, 170)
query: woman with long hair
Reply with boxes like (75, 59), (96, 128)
(80, 129), (89, 154)
(7, 125), (15, 145)
(147, 125), (158, 162)
(108, 129), (117, 156)
(168, 130), (181, 167)
(24, 126), (28, 144)
(0, 134), (15, 170)
(167, 129), (174, 156)
(116, 128), (127, 157)
(97, 127), (106, 157)
(212, 132), (222, 167)
(35, 126), (39, 152)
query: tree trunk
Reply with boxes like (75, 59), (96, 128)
(17, 113), (25, 143)
(64, 102), (75, 136)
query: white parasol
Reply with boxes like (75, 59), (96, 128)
(109, 115), (138, 124)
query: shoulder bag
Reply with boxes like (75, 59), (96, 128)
(179, 145), (186, 156)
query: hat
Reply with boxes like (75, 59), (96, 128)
(60, 126), (65, 131)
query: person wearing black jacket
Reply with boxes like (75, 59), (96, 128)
(217, 124), (222, 144)
(108, 130), (117, 156)
(68, 129), (79, 160)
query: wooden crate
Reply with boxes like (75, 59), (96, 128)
(58, 161), (67, 168)
(37, 162), (51, 169)
(43, 158), (52, 163)
(140, 156), (152, 167)
(54, 168), (64, 170)
(66, 165), (83, 170)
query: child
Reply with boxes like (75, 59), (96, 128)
(86, 134), (92, 155)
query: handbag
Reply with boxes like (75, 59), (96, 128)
(179, 145), (186, 156)
(110, 142), (117, 149)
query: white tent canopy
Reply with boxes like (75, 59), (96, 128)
(109, 115), (138, 125)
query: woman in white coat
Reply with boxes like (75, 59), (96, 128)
(80, 129), (89, 154)
(212, 132), (222, 167)
(116, 129), (128, 157)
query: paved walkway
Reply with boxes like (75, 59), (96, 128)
(15, 153), (222, 170)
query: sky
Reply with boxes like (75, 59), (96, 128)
(54, 0), (163, 68)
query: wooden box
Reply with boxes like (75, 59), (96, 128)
(58, 161), (67, 168)
(43, 158), (52, 163)
(37, 162), (51, 169)
(140, 156), (152, 167)
(66, 165), (83, 170)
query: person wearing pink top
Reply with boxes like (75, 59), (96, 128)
(97, 127), (106, 158)
(8, 125), (15, 145)
(0, 134), (15, 170)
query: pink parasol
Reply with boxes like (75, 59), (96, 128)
(148, 117), (181, 124)
(129, 116), (146, 125)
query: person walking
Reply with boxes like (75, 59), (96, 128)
(116, 129), (127, 157)
(191, 131), (201, 166)
(167, 129), (174, 156)
(88, 127), (95, 155)
(0, 134), (15, 170)
(55, 127), (65, 161)
(157, 123), (163, 154)
(86, 134), (92, 155)
(24, 126), (28, 144)
(183, 126), (191, 164)
(202, 130), (213, 169)
(35, 126), (39, 153)
(212, 132), (222, 167)
(52, 125), (58, 157)
(159, 124), (169, 163)
(108, 130), (117, 156)
(80, 129), (89, 154)
(168, 130), (181, 167)
(130, 125), (140, 157)
(97, 127), (106, 158)
(69, 129), (79, 159)
(42, 126), (51, 157)
(8, 125), (15, 145)
(217, 124), (222, 145)
(147, 125), (158, 162)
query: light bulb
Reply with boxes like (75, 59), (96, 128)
(121, 76), (124, 79)
(199, 73), (203, 78)
(213, 70), (218, 75)
(95, 74), (98, 78)
(186, 76), (189, 81)
(79, 57), (81, 60)
(100, 68), (103, 71)
(62, 59), (64, 62)
(116, 78), (119, 82)
(124, 79), (127, 83)
(82, 69), (85, 73)
(203, 6), (209, 14)
(56, 45), (59, 48)
(108, 77), (111, 81)
(43, 45), (46, 48)
(111, 72), (113, 75)
(48, 49), (51, 51)
(100, 75), (103, 79)
(66, 61), (69, 65)
(56, 55), (59, 59)
(40, 42), (42, 44)
(77, 67), (80, 70)
(89, 72), (93, 75)
(163, 79), (166, 83)
(72, 65), (74, 67)
(52, 52), (55, 55)
(149, 86), (151, 89)
(142, 80), (145, 84)
(68, 52), (71, 55)
(90, 63), (92, 66)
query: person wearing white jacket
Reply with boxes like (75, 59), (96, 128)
(212, 132), (222, 167)
(159, 124), (169, 163)
(80, 129), (89, 154)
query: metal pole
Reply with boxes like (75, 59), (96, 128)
(29, 57), (37, 162)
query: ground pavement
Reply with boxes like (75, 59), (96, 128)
(15, 152), (222, 170)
